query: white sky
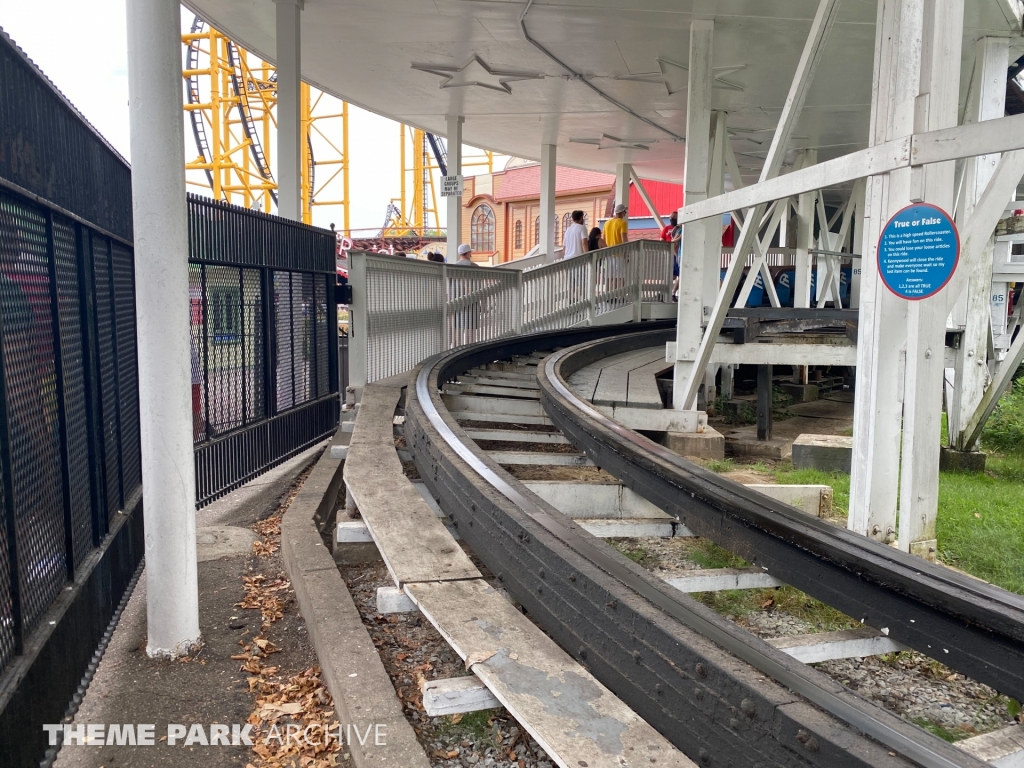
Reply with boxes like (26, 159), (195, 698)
(0, 1), (506, 233)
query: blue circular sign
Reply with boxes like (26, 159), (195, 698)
(877, 203), (960, 300)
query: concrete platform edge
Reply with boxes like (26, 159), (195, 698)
(281, 431), (431, 768)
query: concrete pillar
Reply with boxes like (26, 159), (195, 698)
(275, 0), (303, 221)
(446, 114), (464, 260)
(672, 19), (714, 410)
(126, 0), (200, 657)
(540, 144), (557, 259)
(614, 162), (630, 210)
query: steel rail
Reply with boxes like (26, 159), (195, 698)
(406, 323), (986, 768)
(540, 330), (1024, 699)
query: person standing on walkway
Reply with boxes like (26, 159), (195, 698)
(603, 203), (629, 246)
(453, 244), (480, 345)
(455, 244), (476, 266)
(562, 210), (589, 260)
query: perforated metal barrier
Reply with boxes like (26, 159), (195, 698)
(187, 195), (339, 506)
(349, 240), (676, 388)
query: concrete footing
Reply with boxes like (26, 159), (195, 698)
(778, 383), (819, 402)
(662, 426), (725, 459)
(727, 436), (792, 460)
(939, 447), (987, 474)
(792, 434), (852, 473)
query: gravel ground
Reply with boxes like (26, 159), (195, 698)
(611, 534), (1021, 741)
(338, 559), (556, 768)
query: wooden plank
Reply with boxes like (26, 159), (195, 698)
(567, 366), (601, 401)
(480, 362), (538, 376)
(664, 568), (785, 593)
(958, 724), (1024, 767)
(443, 394), (546, 418)
(465, 428), (569, 444)
(422, 676), (502, 717)
(449, 411), (553, 426)
(575, 518), (694, 538)
(445, 383), (540, 399)
(710, 342), (858, 366)
(626, 359), (669, 409)
(766, 627), (907, 664)
(405, 580), (695, 768)
(592, 348), (666, 407)
(345, 386), (481, 586)
(594, 405), (706, 433)
(487, 451), (592, 466)
(459, 374), (541, 390)
(470, 366), (538, 381)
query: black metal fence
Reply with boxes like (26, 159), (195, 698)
(187, 195), (339, 506)
(0, 29), (145, 766)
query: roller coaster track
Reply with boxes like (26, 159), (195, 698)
(403, 322), (1024, 768)
(187, 17), (315, 209)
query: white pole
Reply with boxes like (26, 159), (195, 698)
(672, 19), (714, 410)
(446, 114), (464, 261)
(540, 144), (557, 259)
(126, 0), (200, 657)
(275, 0), (303, 221)
(614, 162), (631, 210)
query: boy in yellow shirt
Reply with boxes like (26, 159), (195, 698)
(602, 203), (628, 246)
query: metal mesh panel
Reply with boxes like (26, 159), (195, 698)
(294, 272), (313, 406)
(445, 265), (519, 348)
(190, 263), (207, 442)
(52, 216), (95, 568)
(204, 265), (248, 434)
(111, 243), (141, 499)
(92, 236), (121, 520)
(315, 276), (328, 398)
(0, 457), (14, 669)
(364, 256), (444, 383)
(274, 271), (295, 411)
(242, 269), (265, 421)
(522, 256), (590, 332)
(0, 193), (67, 635)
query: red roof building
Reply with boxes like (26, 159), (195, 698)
(460, 163), (683, 263)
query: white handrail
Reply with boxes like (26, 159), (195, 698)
(348, 241), (674, 388)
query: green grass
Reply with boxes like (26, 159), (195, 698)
(937, 453), (1024, 594)
(911, 718), (967, 743)
(608, 540), (658, 568)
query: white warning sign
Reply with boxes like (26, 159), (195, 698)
(441, 175), (464, 197)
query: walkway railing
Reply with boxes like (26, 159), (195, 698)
(348, 240), (674, 387)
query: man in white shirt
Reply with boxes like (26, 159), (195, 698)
(561, 210), (588, 259)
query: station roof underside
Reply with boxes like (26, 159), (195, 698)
(183, 0), (1024, 192)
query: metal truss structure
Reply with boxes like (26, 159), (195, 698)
(181, 18), (350, 230)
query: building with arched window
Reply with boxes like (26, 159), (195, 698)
(470, 204), (495, 252)
(460, 163), (680, 263)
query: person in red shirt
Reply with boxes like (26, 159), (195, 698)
(661, 211), (678, 242)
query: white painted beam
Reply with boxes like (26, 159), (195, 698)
(711, 343), (857, 367)
(766, 628), (908, 664)
(958, 724), (1024, 768)
(464, 428), (569, 444)
(376, 586), (418, 614)
(448, 411), (553, 426)
(336, 520), (375, 543)
(614, 162), (630, 209)
(594, 405), (707, 433)
(487, 451), (592, 466)
(664, 568), (784, 593)
(630, 169), (665, 230)
(422, 676), (503, 717)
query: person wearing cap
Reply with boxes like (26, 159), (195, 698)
(456, 243), (476, 266)
(603, 203), (629, 247)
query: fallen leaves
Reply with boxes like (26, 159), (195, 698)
(236, 574), (289, 628)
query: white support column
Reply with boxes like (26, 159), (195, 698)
(703, 111), (728, 397)
(446, 114), (464, 260)
(614, 163), (631, 210)
(678, 0), (841, 410)
(673, 19), (714, 411)
(794, 152), (817, 310)
(275, 0), (303, 221)
(850, 180), (866, 308)
(951, 37), (1009, 445)
(896, 0), (965, 559)
(126, 0), (200, 657)
(540, 143), (557, 259)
